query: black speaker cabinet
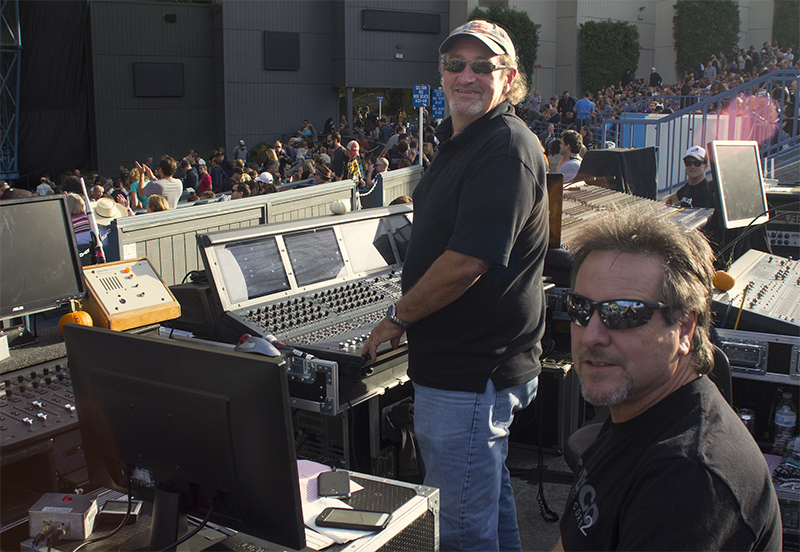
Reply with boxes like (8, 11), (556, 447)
(509, 354), (584, 455)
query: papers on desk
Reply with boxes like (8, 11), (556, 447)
(297, 459), (375, 549)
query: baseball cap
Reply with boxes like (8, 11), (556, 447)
(683, 146), (707, 162)
(255, 172), (273, 184)
(239, 140), (245, 145)
(197, 158), (206, 166)
(439, 20), (516, 61)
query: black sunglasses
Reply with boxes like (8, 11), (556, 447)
(683, 159), (704, 167)
(442, 59), (507, 75)
(566, 292), (668, 330)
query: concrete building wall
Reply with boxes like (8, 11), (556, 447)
(90, 1), (217, 176)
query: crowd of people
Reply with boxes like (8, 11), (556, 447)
(517, 39), (798, 183)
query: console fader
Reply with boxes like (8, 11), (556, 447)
(225, 270), (405, 371)
(0, 358), (79, 452)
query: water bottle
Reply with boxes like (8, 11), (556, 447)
(772, 392), (797, 455)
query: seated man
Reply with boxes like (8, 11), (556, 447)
(555, 210), (782, 551)
(556, 130), (583, 183)
(662, 146), (714, 209)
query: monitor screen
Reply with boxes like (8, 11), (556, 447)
(708, 140), (769, 229)
(339, 218), (397, 274)
(284, 227), (346, 287)
(63, 325), (305, 551)
(215, 236), (290, 303)
(0, 195), (86, 320)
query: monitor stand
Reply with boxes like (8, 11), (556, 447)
(0, 322), (36, 349)
(123, 487), (188, 552)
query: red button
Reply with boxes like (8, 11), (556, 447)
(62, 496), (73, 502)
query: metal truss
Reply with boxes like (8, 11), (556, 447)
(0, 0), (20, 180)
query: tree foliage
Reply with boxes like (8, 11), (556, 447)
(773, 0), (800, 50)
(468, 4), (540, 88)
(579, 20), (640, 94)
(673, 0), (740, 74)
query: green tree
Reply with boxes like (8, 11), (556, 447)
(673, 0), (739, 74)
(773, 0), (800, 51)
(579, 20), (640, 94)
(468, 4), (540, 89)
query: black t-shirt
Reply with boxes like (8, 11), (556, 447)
(331, 146), (347, 178)
(560, 377), (782, 551)
(677, 177), (713, 209)
(401, 101), (549, 393)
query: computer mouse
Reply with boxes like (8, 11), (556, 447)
(234, 336), (280, 357)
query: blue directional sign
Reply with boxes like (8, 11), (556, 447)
(432, 88), (446, 119)
(377, 96), (384, 103)
(413, 85), (430, 108)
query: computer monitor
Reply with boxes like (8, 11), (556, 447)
(63, 325), (305, 551)
(0, 195), (86, 321)
(707, 140), (770, 229)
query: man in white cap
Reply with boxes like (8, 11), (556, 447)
(649, 66), (662, 88)
(663, 146), (713, 209)
(362, 19), (548, 552)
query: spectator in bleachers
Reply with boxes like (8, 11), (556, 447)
(146, 194), (169, 213)
(378, 117), (393, 143)
(222, 168), (243, 193)
(231, 182), (250, 199)
(556, 129), (583, 183)
(344, 140), (365, 186)
(234, 140), (248, 162)
(328, 132), (347, 180)
(181, 159), (199, 191)
(387, 133), (410, 170)
(210, 156), (227, 193)
(253, 172), (277, 195)
(136, 156), (183, 209)
(650, 67), (662, 88)
(197, 161), (212, 195)
(574, 91), (596, 129)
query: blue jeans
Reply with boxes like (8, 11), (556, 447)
(413, 377), (538, 552)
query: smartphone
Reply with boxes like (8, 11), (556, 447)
(317, 470), (351, 498)
(315, 507), (391, 531)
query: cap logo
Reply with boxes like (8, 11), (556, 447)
(462, 20), (495, 35)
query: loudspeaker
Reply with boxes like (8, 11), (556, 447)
(576, 147), (658, 199)
(509, 355), (584, 455)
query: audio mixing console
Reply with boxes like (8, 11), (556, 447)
(558, 184), (714, 250)
(198, 205), (414, 371)
(0, 358), (79, 453)
(712, 250), (800, 336)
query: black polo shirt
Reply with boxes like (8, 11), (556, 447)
(401, 101), (549, 393)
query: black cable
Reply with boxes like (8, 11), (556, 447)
(714, 201), (799, 265)
(72, 472), (135, 552)
(156, 498), (215, 552)
(45, 525), (67, 552)
(536, 398), (559, 523)
(716, 212), (785, 266)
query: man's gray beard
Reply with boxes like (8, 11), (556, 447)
(579, 372), (636, 407)
(448, 96), (486, 118)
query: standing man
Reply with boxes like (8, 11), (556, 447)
(555, 210), (781, 551)
(180, 159), (199, 191)
(343, 140), (365, 187)
(573, 91), (596, 129)
(662, 146), (714, 208)
(557, 90), (576, 120)
(362, 20), (548, 552)
(234, 140), (248, 162)
(649, 66), (662, 88)
(327, 132), (347, 180)
(136, 156), (183, 210)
